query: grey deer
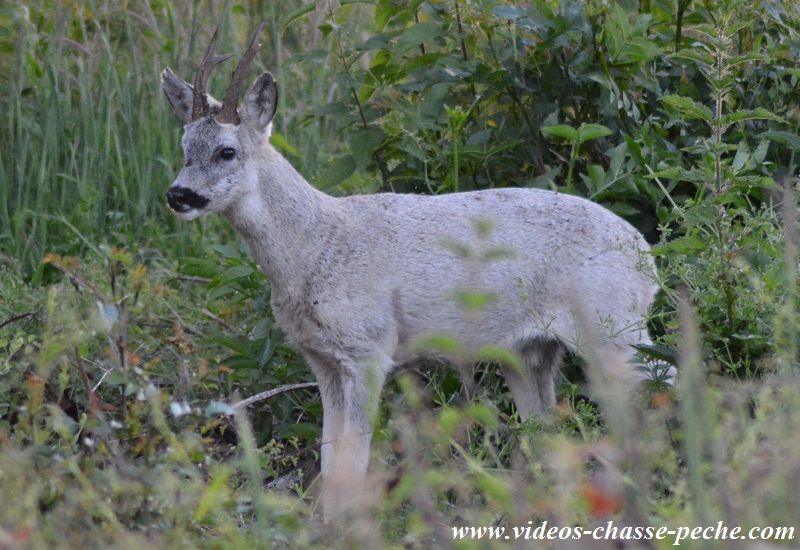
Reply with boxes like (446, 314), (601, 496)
(161, 25), (659, 521)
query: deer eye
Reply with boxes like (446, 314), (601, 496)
(219, 147), (236, 161)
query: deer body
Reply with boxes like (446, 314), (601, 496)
(162, 28), (658, 521)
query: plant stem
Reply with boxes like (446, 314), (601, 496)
(325, 0), (390, 186)
(454, 0), (468, 60)
(566, 140), (579, 192)
(710, 32), (735, 337)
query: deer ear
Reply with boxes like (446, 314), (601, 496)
(161, 68), (221, 124)
(241, 72), (278, 135)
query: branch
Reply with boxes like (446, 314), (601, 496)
(233, 382), (319, 410)
(0, 311), (36, 330)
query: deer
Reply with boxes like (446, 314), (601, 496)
(161, 24), (662, 522)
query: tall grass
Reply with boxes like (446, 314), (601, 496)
(0, 0), (356, 276)
(1, 1), (799, 547)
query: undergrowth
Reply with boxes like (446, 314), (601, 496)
(1, 0), (800, 547)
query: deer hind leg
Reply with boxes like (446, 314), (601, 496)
(501, 338), (564, 420)
(308, 352), (387, 522)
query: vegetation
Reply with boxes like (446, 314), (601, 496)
(1, 0), (799, 547)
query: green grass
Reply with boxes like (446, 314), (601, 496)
(0, 0), (353, 276)
(1, 0), (800, 547)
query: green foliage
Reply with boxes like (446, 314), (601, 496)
(318, 0), (800, 374)
(0, 0), (346, 276)
(649, 0), (794, 374)
(0, 244), (325, 547)
(2, 0), (800, 546)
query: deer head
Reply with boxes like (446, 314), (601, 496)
(161, 23), (277, 219)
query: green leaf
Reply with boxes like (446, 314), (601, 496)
(607, 3), (630, 40)
(317, 23), (333, 40)
(439, 407), (461, 436)
(318, 155), (356, 187)
(633, 344), (678, 365)
(208, 285), (244, 302)
(269, 132), (298, 158)
(221, 265), (255, 281)
(210, 335), (254, 360)
(451, 289), (497, 310)
(661, 95), (713, 121)
(720, 109), (784, 125)
(257, 339), (275, 366)
(670, 49), (715, 68)
(477, 345), (522, 371)
(418, 83), (450, 121)
(465, 129), (492, 146)
(577, 123), (613, 142)
(97, 302), (119, 331)
(606, 202), (639, 217)
(390, 22), (440, 63)
(179, 258), (218, 279)
(415, 335), (461, 354)
(731, 143), (749, 173)
(40, 340), (69, 362)
(375, 0), (404, 31)
(466, 403), (498, 428)
(313, 101), (351, 117)
(211, 244), (243, 259)
(350, 127), (385, 169)
(222, 356), (260, 370)
(482, 246), (516, 261)
(492, 5), (526, 20)
(759, 131), (800, 151)
(651, 233), (708, 256)
(277, 422), (322, 441)
(397, 136), (427, 162)
(645, 167), (709, 184)
(281, 4), (316, 32)
(473, 471), (512, 505)
(617, 37), (663, 64)
(357, 31), (399, 52)
(283, 49), (328, 67)
(541, 124), (579, 142)
(104, 369), (130, 387)
(752, 139), (769, 165)
(586, 164), (605, 192)
(608, 142), (628, 175)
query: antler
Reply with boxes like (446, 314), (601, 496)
(192, 27), (234, 121)
(217, 22), (266, 124)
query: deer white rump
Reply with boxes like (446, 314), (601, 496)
(161, 25), (659, 521)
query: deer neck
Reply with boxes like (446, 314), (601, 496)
(223, 147), (342, 296)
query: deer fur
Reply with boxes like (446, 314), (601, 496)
(161, 30), (660, 522)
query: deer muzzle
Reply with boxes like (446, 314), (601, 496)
(166, 186), (210, 213)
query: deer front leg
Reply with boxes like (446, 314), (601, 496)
(310, 354), (387, 522)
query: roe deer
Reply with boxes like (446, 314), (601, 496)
(161, 25), (660, 521)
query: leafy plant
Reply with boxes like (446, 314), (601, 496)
(650, 0), (792, 375)
(3, 0), (800, 546)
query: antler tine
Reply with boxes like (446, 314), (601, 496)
(217, 22), (267, 124)
(192, 26), (235, 121)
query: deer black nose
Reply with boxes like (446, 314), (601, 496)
(166, 186), (209, 212)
